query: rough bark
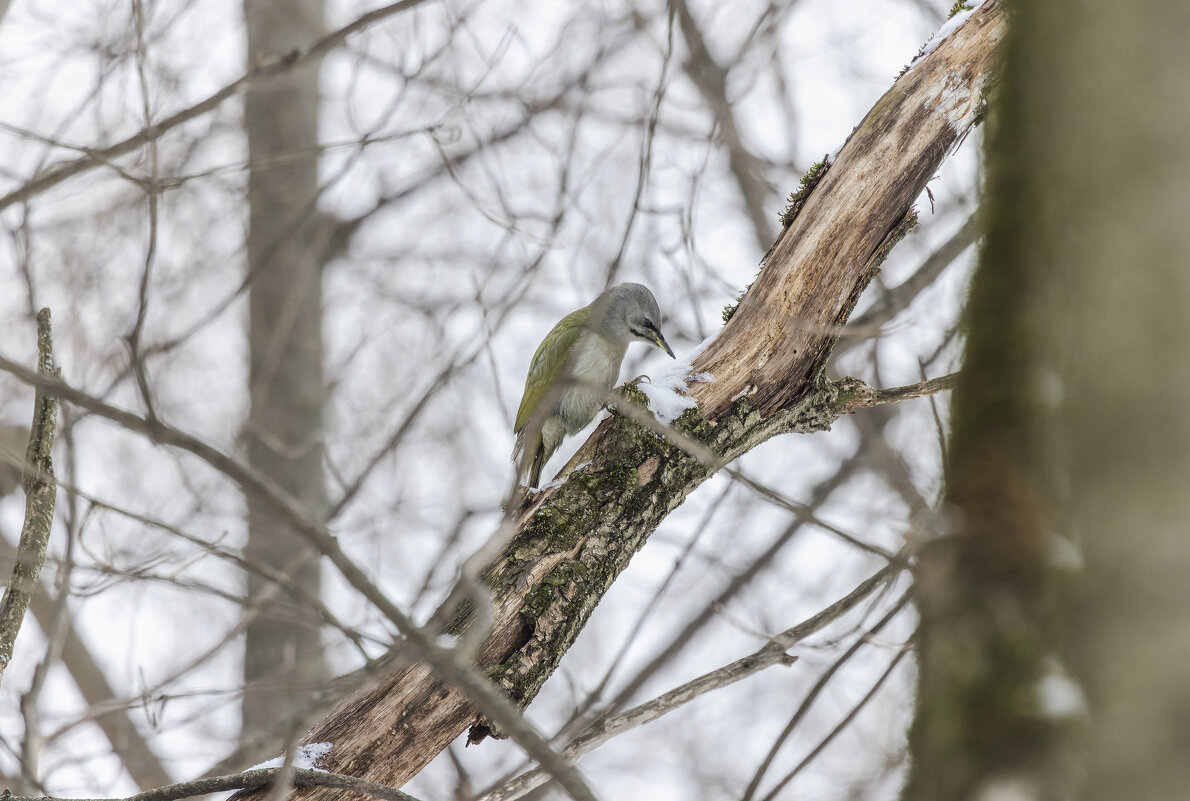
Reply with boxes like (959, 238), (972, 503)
(0, 310), (59, 692)
(240, 0), (331, 746)
(261, 4), (1005, 797)
(692, 4), (1001, 418)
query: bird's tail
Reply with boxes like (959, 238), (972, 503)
(512, 429), (547, 490)
(511, 429), (525, 467)
(527, 443), (545, 490)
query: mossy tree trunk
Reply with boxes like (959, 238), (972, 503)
(904, 1), (1190, 799)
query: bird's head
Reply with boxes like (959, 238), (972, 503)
(595, 282), (675, 358)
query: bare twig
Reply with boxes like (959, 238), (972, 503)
(671, 0), (776, 252)
(757, 645), (912, 801)
(125, 0), (160, 422)
(835, 372), (960, 412)
(603, 7), (675, 286)
(741, 592), (913, 801)
(0, 525), (172, 789)
(0, 308), (60, 691)
(0, 0), (439, 212)
(726, 469), (901, 561)
(2, 766), (425, 801)
(837, 212), (980, 357)
(475, 566), (899, 801)
(0, 352), (596, 801)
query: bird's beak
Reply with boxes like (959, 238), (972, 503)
(655, 332), (676, 359)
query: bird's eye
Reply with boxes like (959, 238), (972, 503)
(642, 318), (655, 331)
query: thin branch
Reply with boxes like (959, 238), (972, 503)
(0, 0), (439, 212)
(475, 566), (900, 801)
(758, 645), (912, 801)
(0, 357), (597, 801)
(0, 525), (171, 789)
(126, 0), (160, 422)
(72, 489), (376, 656)
(671, 0), (776, 252)
(0, 309), (60, 691)
(741, 592), (914, 801)
(835, 372), (960, 412)
(726, 469), (900, 561)
(3, 766), (424, 801)
(837, 211), (980, 357)
(603, 7), (674, 286)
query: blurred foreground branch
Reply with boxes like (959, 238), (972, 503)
(907, 0), (1190, 797)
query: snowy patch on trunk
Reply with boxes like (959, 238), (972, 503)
(639, 356), (714, 425)
(908, 0), (986, 69)
(538, 461), (591, 491)
(251, 741), (333, 772)
(930, 69), (985, 134)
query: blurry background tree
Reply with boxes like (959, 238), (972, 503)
(241, 0), (330, 749)
(0, 1), (985, 800)
(906, 1), (1190, 800)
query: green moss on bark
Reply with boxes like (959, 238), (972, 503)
(462, 372), (892, 745)
(778, 157), (831, 228)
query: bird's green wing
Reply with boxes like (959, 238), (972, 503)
(515, 306), (589, 433)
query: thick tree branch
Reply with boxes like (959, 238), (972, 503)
(0, 3), (1000, 794)
(264, 6), (1004, 797)
(0, 309), (59, 691)
(693, 3), (1002, 417)
(837, 212), (980, 359)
